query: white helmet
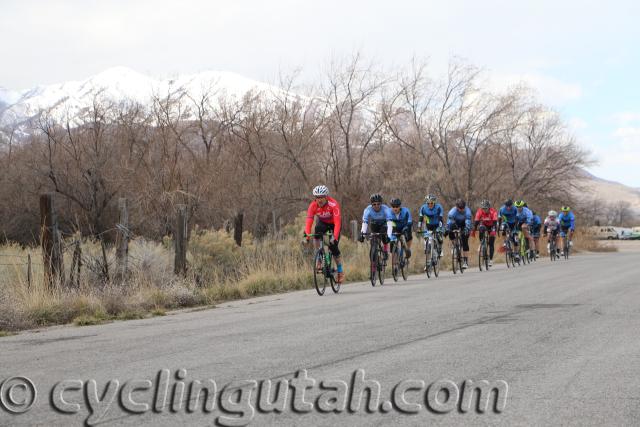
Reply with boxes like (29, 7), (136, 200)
(548, 210), (557, 217)
(312, 185), (329, 197)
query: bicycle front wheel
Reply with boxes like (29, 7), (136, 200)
(313, 251), (326, 296)
(378, 245), (386, 286)
(370, 243), (378, 286)
(452, 246), (458, 274)
(400, 249), (408, 281)
(478, 241), (484, 272)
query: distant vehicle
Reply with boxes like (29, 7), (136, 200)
(618, 228), (634, 240)
(590, 226), (619, 240)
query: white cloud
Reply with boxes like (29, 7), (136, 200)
(589, 126), (640, 187)
(487, 72), (582, 106)
(568, 117), (588, 131)
(612, 112), (640, 126)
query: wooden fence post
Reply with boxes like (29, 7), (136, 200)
(233, 212), (243, 247)
(40, 193), (64, 288)
(272, 210), (277, 238)
(115, 198), (129, 282)
(351, 220), (359, 241)
(174, 204), (188, 275)
(27, 254), (32, 289)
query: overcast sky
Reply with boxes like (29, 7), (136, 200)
(1, 0), (639, 186)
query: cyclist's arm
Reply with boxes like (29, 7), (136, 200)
(387, 220), (394, 239)
(304, 202), (316, 236)
(405, 208), (413, 229)
(332, 203), (342, 239)
(361, 208), (370, 234)
(570, 213), (576, 230)
(384, 206), (395, 239)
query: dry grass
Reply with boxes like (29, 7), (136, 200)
(0, 216), (615, 334)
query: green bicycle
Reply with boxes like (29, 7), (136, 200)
(306, 232), (339, 296)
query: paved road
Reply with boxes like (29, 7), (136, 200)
(2, 252), (639, 426)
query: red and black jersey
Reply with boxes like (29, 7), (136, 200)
(304, 196), (342, 238)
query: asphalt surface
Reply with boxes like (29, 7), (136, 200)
(1, 251), (639, 426)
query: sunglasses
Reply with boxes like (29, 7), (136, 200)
(372, 203), (381, 206)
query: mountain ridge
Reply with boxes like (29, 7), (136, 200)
(0, 66), (284, 127)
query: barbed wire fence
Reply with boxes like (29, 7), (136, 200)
(0, 194), (192, 291)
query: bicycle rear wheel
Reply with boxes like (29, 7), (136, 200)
(392, 244), (399, 282)
(328, 255), (340, 293)
(400, 243), (408, 281)
(313, 251), (326, 296)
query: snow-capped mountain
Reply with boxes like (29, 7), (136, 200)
(0, 66), (285, 128)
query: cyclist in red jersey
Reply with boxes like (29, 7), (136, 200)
(471, 199), (498, 267)
(304, 185), (344, 283)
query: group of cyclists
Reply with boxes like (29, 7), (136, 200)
(304, 185), (576, 284)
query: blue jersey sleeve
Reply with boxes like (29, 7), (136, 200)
(570, 212), (576, 229)
(465, 207), (472, 229)
(384, 205), (394, 221)
(405, 208), (413, 227)
(446, 207), (456, 228)
(362, 206), (371, 224)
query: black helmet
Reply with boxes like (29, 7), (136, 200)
(456, 198), (466, 209)
(390, 198), (401, 207)
(505, 199), (513, 207)
(370, 193), (383, 203)
(480, 199), (491, 209)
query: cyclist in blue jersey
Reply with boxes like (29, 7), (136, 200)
(446, 198), (472, 269)
(530, 210), (542, 258)
(389, 198), (413, 258)
(558, 206), (576, 249)
(513, 200), (534, 260)
(498, 199), (519, 250)
(358, 194), (395, 260)
(417, 194), (445, 257)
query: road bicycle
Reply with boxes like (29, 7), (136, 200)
(306, 232), (339, 296)
(517, 228), (532, 265)
(419, 228), (441, 278)
(501, 224), (517, 268)
(367, 232), (387, 286)
(548, 231), (559, 261)
(391, 232), (409, 282)
(478, 226), (491, 271)
(562, 233), (571, 260)
(450, 228), (465, 274)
